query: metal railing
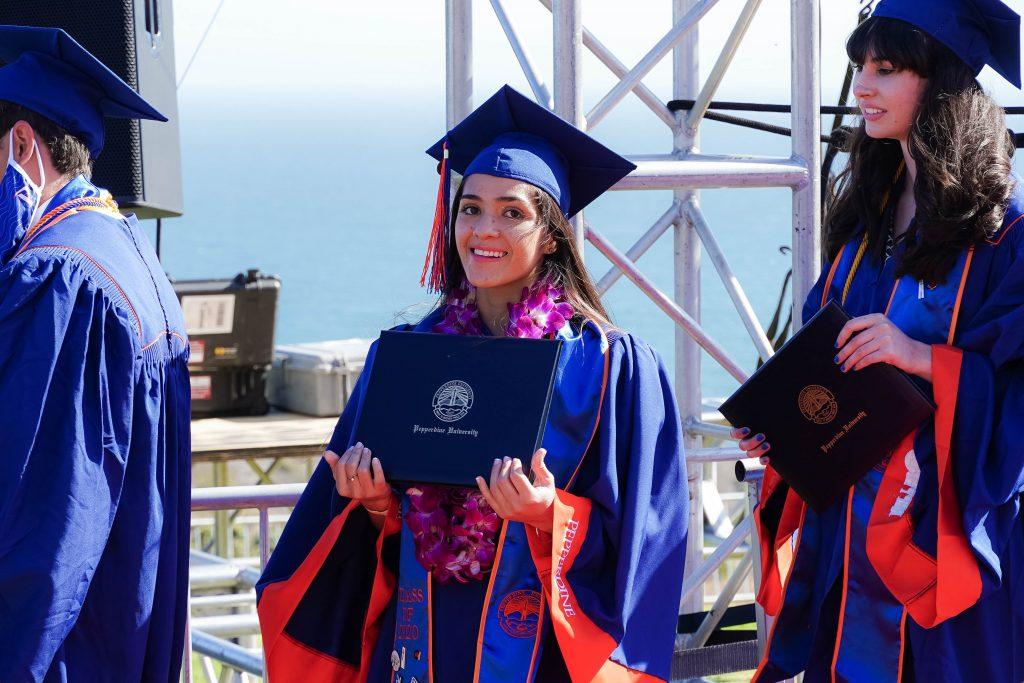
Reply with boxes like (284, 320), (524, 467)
(185, 484), (304, 682)
(445, 0), (820, 676)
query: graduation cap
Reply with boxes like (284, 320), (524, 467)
(421, 85), (636, 291)
(0, 25), (167, 158)
(873, 0), (1022, 88)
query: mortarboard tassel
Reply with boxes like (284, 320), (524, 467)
(421, 141), (451, 292)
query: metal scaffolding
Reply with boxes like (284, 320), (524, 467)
(446, 0), (822, 676)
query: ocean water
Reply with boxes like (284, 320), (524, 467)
(149, 93), (1023, 399)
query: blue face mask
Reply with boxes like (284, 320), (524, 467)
(0, 130), (46, 263)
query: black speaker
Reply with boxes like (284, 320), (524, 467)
(0, 0), (184, 218)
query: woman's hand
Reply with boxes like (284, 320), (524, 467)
(324, 442), (393, 514)
(731, 427), (771, 465)
(835, 313), (932, 381)
(476, 449), (556, 533)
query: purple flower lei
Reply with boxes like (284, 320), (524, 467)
(404, 278), (574, 584)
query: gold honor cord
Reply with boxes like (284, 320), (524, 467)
(841, 161), (906, 305)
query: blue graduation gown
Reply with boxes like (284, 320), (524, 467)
(257, 316), (689, 682)
(0, 177), (192, 682)
(754, 186), (1024, 682)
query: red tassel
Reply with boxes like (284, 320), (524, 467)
(421, 142), (450, 291)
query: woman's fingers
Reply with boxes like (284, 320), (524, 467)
(738, 433), (768, 453)
(355, 447), (374, 491)
(324, 449), (341, 474)
(850, 348), (889, 372)
(476, 475), (503, 516)
(495, 457), (521, 498)
(836, 325), (880, 366)
(324, 450), (346, 494)
(341, 444), (362, 482)
(729, 427), (751, 441)
(509, 458), (534, 494)
(370, 456), (388, 491)
(487, 459), (511, 514)
(732, 428), (770, 458)
(841, 337), (884, 372)
(836, 313), (883, 348)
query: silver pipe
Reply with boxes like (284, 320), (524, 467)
(745, 474), (769, 658)
(191, 484), (305, 511)
(595, 202), (681, 294)
(536, 0), (675, 128)
(679, 515), (751, 608)
(259, 507), (270, 569)
(191, 629), (264, 676)
(586, 0), (721, 129)
(684, 0), (764, 133)
(552, 0), (582, 129)
(685, 418), (735, 440)
(552, 0), (584, 249)
(615, 156), (809, 190)
(189, 551), (263, 588)
(686, 551), (754, 648)
(735, 459), (766, 483)
(491, 0), (553, 109)
(446, 0), (473, 130)
(182, 592), (193, 683)
(191, 615), (261, 638)
(190, 593), (257, 609)
(586, 225), (749, 383)
(686, 447), (747, 463)
(199, 655), (218, 682)
(684, 200), (775, 362)
(674, 0), (705, 616)
(790, 0), (822, 324)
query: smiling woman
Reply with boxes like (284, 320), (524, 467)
(256, 85), (690, 683)
(740, 1), (1024, 682)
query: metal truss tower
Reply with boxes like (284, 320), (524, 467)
(445, 0), (821, 675)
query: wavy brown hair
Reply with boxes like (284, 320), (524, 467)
(825, 17), (1015, 285)
(439, 179), (611, 327)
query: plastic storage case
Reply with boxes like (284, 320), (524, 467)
(267, 338), (373, 416)
(172, 269), (280, 417)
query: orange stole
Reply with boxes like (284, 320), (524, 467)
(258, 500), (401, 682)
(865, 345), (982, 627)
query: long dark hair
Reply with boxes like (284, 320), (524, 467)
(438, 179), (611, 326)
(825, 17), (1015, 285)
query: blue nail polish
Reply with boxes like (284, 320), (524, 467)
(755, 433), (765, 442)
(841, 364), (849, 373)
(835, 340), (840, 349)
(761, 443), (771, 453)
(740, 427), (751, 437)
(834, 355), (840, 364)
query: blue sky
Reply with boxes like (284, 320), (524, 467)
(172, 0), (1024, 108)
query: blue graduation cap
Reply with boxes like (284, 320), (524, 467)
(422, 85), (636, 290)
(873, 0), (1022, 87)
(0, 25), (167, 158)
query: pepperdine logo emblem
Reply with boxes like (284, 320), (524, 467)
(498, 589), (542, 638)
(798, 384), (838, 425)
(432, 380), (474, 423)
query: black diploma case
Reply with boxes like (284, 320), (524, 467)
(353, 331), (563, 486)
(718, 301), (935, 511)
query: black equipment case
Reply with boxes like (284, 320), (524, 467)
(173, 269), (280, 416)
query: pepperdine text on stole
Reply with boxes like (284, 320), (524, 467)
(412, 425), (480, 438)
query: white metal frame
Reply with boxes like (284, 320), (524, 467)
(444, 0), (821, 668)
(184, 485), (305, 682)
